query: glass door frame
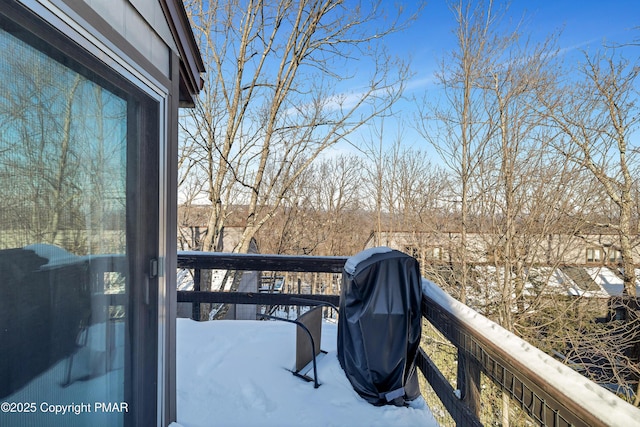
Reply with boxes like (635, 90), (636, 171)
(1, 1), (170, 425)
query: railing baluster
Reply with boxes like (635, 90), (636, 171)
(192, 268), (201, 321)
(457, 347), (481, 421)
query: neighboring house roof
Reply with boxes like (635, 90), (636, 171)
(161, 0), (205, 106)
(585, 267), (640, 297)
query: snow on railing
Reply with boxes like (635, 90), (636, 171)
(421, 278), (640, 427)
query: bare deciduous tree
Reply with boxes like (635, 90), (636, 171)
(416, 0), (503, 304)
(181, 0), (415, 253)
(0, 43), (126, 254)
(359, 122), (451, 255)
(542, 48), (640, 301)
(256, 154), (366, 257)
(478, 29), (563, 330)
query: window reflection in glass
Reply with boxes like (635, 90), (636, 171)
(0, 22), (129, 427)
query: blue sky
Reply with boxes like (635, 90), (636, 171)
(403, 0), (640, 78)
(330, 0), (640, 158)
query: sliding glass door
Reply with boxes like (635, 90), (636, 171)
(0, 6), (158, 426)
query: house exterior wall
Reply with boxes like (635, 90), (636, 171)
(80, 0), (173, 76)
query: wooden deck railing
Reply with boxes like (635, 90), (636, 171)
(177, 251), (640, 427)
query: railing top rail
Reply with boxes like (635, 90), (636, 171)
(177, 251), (348, 273)
(177, 291), (339, 306)
(421, 278), (640, 427)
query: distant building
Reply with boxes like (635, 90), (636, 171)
(365, 230), (638, 268)
(364, 230), (640, 299)
(178, 204), (258, 253)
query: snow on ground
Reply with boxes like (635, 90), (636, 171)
(175, 318), (437, 427)
(177, 269), (228, 291)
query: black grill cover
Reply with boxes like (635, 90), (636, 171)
(337, 247), (422, 406)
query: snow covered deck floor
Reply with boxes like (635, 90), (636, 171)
(174, 318), (437, 427)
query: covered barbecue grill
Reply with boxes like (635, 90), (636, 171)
(337, 247), (422, 406)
